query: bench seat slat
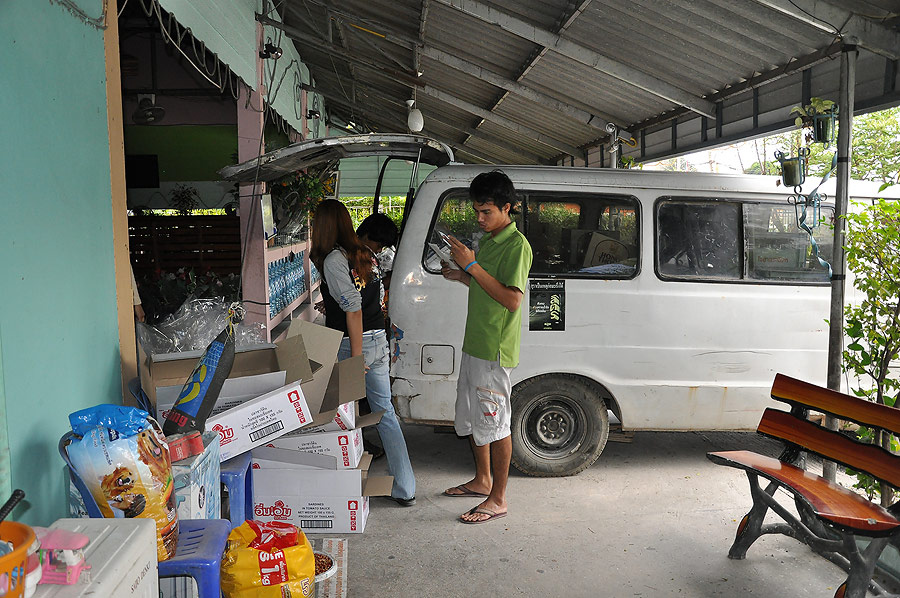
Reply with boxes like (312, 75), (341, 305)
(772, 374), (900, 435)
(758, 408), (900, 489)
(708, 449), (900, 534)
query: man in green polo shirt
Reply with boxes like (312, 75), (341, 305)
(440, 170), (533, 524)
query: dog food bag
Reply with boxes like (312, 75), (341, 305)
(221, 520), (315, 598)
(67, 405), (179, 561)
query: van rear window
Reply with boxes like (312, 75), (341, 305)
(656, 198), (832, 284)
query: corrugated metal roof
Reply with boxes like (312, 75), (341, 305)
(272, 0), (900, 165)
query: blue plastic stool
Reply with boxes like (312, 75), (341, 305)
(220, 451), (253, 528)
(158, 519), (231, 598)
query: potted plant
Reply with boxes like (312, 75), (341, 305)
(269, 169), (330, 237)
(774, 147), (810, 188)
(169, 184), (200, 215)
(790, 97), (837, 146)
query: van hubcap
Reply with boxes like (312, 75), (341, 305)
(523, 396), (586, 459)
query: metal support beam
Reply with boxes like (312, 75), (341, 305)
(419, 83), (582, 156)
(825, 44), (857, 481)
(433, 0), (716, 118)
(256, 14), (423, 87)
(752, 0), (900, 60)
(420, 46), (625, 134)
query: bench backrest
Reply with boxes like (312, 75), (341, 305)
(761, 374), (900, 488)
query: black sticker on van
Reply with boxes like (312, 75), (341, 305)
(529, 280), (565, 331)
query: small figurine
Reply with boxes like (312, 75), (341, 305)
(35, 528), (91, 585)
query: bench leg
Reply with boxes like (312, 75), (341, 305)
(729, 473), (778, 559)
(833, 535), (890, 598)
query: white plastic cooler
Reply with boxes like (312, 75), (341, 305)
(32, 518), (158, 598)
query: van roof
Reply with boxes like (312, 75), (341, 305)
(424, 164), (900, 200)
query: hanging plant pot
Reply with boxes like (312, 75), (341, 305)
(775, 148), (809, 189)
(812, 106), (837, 147)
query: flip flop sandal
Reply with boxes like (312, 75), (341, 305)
(443, 485), (489, 498)
(459, 507), (507, 524)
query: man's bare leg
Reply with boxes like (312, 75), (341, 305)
(445, 436), (492, 496)
(460, 435), (510, 522)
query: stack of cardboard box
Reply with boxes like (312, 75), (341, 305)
(138, 320), (392, 534)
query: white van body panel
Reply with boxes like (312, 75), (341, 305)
(389, 165), (879, 431)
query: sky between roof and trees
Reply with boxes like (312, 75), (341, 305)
(643, 106), (900, 188)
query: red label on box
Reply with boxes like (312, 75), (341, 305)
(255, 500), (292, 520)
(258, 549), (289, 586)
(211, 423), (235, 445)
(287, 390), (308, 423)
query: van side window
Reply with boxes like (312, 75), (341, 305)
(423, 191), (523, 273)
(527, 194), (639, 278)
(745, 203), (833, 282)
(656, 198), (832, 284)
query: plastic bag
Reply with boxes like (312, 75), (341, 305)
(221, 520), (315, 598)
(66, 405), (178, 561)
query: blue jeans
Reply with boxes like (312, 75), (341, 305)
(338, 330), (416, 500)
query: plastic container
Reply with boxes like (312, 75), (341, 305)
(0, 521), (36, 598)
(314, 552), (337, 583)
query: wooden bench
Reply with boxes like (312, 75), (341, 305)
(708, 373), (900, 598)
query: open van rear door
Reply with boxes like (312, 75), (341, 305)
(219, 133), (454, 184)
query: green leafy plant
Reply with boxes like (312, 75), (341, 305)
(169, 184), (200, 215)
(790, 97), (836, 128)
(270, 170), (331, 236)
(841, 197), (900, 505)
(137, 267), (241, 324)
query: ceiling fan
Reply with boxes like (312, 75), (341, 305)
(132, 94), (165, 124)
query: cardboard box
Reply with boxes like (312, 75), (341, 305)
(154, 371), (287, 422)
(139, 320), (368, 460)
(206, 380), (313, 461)
(171, 432), (221, 520)
(261, 411), (383, 469)
(139, 320), (345, 417)
(251, 449), (393, 534)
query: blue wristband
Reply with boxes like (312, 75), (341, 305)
(464, 260), (477, 272)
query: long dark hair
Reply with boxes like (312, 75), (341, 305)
(310, 199), (374, 283)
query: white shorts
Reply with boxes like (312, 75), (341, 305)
(454, 352), (513, 446)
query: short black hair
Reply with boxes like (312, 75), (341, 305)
(356, 212), (399, 248)
(469, 169), (519, 215)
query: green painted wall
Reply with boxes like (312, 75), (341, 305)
(0, 1), (121, 524)
(125, 125), (238, 181)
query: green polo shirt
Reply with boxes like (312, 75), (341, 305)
(462, 222), (533, 367)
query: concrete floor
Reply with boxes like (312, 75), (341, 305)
(308, 424), (895, 598)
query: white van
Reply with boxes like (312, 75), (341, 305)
(222, 134), (896, 477)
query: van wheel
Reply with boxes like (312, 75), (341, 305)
(510, 375), (609, 477)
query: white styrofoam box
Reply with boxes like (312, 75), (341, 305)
(33, 518), (158, 598)
(206, 380), (313, 461)
(155, 371), (287, 422)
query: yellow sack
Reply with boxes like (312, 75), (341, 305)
(221, 520), (315, 598)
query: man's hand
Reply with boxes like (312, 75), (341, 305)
(446, 235), (475, 269)
(441, 260), (468, 282)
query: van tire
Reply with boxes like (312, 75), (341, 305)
(510, 375), (609, 477)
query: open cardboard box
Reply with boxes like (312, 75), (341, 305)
(261, 411), (384, 469)
(138, 320), (367, 459)
(252, 447), (393, 534)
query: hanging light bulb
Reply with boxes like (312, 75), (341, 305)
(406, 99), (423, 133)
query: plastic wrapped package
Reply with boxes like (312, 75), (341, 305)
(221, 521), (315, 598)
(136, 298), (266, 356)
(66, 405), (178, 562)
